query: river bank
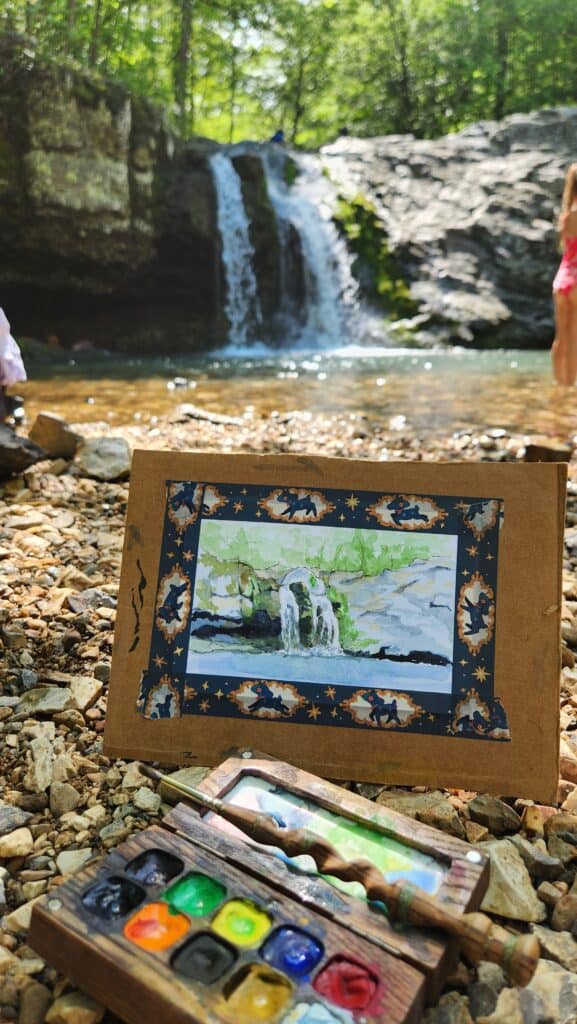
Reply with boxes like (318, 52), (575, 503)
(2, 408), (577, 1023)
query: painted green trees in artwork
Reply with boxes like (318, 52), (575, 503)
(0, 0), (575, 145)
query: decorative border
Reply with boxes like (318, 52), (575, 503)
(136, 483), (509, 741)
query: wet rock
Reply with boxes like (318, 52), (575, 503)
(74, 438), (131, 481)
(55, 848), (93, 875)
(467, 795), (521, 836)
(531, 924), (577, 971)
(44, 991), (105, 1024)
(28, 413), (82, 459)
(424, 991), (473, 1023)
(509, 834), (564, 882)
(49, 782), (81, 817)
(19, 670), (39, 691)
(0, 827), (34, 858)
(478, 840), (547, 922)
(0, 425), (46, 480)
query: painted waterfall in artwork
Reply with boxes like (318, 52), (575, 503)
(186, 519), (458, 694)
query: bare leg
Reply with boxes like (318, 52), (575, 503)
(552, 292), (571, 385)
(566, 289), (577, 386)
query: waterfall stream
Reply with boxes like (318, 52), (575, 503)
(264, 149), (361, 347)
(279, 567), (341, 654)
(209, 152), (262, 347)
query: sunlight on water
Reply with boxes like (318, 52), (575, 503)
(18, 345), (575, 440)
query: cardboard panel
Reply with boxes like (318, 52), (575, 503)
(104, 451), (564, 800)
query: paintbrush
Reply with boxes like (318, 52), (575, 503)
(139, 764), (539, 986)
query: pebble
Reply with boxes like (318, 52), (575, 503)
(531, 923), (577, 971)
(0, 828), (34, 859)
(467, 794), (521, 836)
(44, 991), (105, 1024)
(49, 783), (81, 818)
(55, 849), (93, 876)
(478, 839), (547, 922)
(18, 981), (52, 1024)
(132, 787), (161, 814)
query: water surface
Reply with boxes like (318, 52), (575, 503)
(19, 346), (573, 440)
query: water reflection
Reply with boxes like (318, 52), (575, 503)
(18, 347), (574, 440)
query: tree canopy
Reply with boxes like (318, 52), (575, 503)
(1, 0), (575, 146)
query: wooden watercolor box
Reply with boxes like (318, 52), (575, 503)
(29, 756), (489, 1023)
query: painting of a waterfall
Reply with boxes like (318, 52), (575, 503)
(186, 519), (457, 696)
(135, 474), (508, 744)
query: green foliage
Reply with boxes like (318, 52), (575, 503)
(334, 194), (418, 318)
(1, 0), (576, 146)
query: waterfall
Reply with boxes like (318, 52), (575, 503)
(263, 148), (360, 347)
(209, 151), (262, 346)
(279, 567), (341, 655)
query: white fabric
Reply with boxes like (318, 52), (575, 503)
(0, 308), (27, 386)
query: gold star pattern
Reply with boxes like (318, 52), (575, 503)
(467, 545), (478, 557)
(168, 551), (175, 559)
(233, 502), (244, 513)
(339, 514), (346, 522)
(454, 501), (469, 511)
(200, 699), (210, 712)
(428, 714), (435, 721)
(183, 550), (194, 562)
(215, 689), (224, 699)
(330, 708), (339, 718)
(346, 494), (360, 510)
(202, 681), (210, 691)
(486, 553), (494, 561)
(175, 537), (183, 547)
(256, 510), (262, 518)
(324, 687), (336, 700)
(461, 569), (470, 577)
(308, 705), (321, 721)
(153, 654), (166, 668)
(473, 666), (489, 684)
(174, 646), (184, 656)
(459, 658), (468, 667)
(241, 488), (248, 495)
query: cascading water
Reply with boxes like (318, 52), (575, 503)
(279, 567), (341, 654)
(263, 148), (361, 347)
(209, 151), (262, 346)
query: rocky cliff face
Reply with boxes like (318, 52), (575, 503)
(323, 110), (573, 347)
(0, 35), (283, 352)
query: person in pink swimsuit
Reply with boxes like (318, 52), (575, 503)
(552, 163), (577, 385)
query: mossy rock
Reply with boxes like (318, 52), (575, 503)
(333, 193), (419, 319)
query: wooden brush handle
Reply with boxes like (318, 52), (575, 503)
(246, 816), (539, 986)
(141, 767), (539, 986)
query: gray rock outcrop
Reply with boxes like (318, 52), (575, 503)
(322, 108), (576, 346)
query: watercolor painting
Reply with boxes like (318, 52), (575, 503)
(187, 519), (458, 694)
(138, 481), (508, 740)
(207, 775), (447, 898)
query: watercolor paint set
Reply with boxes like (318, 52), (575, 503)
(29, 755), (489, 1023)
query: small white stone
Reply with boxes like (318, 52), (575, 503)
(55, 848), (93, 876)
